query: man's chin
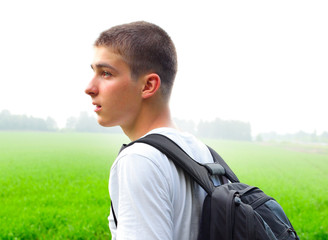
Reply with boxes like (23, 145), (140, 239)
(97, 118), (117, 128)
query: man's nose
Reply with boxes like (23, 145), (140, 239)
(85, 81), (99, 96)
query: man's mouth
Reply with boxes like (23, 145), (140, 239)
(95, 105), (102, 112)
(93, 102), (102, 112)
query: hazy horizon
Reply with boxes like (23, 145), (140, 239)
(1, 108), (326, 137)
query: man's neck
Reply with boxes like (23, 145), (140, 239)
(121, 104), (175, 141)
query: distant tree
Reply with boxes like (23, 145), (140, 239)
(0, 110), (11, 129)
(0, 110), (58, 131)
(174, 118), (196, 135)
(255, 134), (263, 142)
(197, 118), (252, 141)
(46, 117), (58, 131)
(65, 111), (122, 133)
(65, 116), (78, 130)
(75, 111), (101, 132)
(320, 131), (328, 142)
(256, 130), (328, 143)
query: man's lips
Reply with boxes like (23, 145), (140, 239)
(95, 106), (102, 112)
(92, 102), (102, 112)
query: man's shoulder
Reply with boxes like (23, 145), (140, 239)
(119, 141), (165, 161)
(112, 141), (169, 172)
(147, 128), (213, 165)
(116, 128), (185, 162)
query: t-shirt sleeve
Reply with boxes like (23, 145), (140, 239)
(109, 150), (173, 240)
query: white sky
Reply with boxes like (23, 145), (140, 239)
(0, 0), (327, 135)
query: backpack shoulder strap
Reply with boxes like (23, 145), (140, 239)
(125, 133), (240, 193)
(125, 133), (215, 194)
(207, 146), (239, 183)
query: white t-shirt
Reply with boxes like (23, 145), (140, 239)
(108, 128), (214, 240)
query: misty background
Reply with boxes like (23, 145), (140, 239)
(0, 0), (327, 139)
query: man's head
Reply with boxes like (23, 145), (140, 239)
(94, 21), (178, 99)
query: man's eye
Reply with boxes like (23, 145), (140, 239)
(102, 71), (112, 78)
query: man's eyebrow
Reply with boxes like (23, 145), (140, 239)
(90, 63), (118, 72)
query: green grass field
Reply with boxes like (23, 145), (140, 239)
(0, 132), (327, 239)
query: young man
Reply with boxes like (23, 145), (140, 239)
(85, 21), (215, 240)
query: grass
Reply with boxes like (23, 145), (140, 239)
(0, 132), (327, 239)
(0, 132), (128, 239)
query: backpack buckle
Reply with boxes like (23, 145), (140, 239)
(204, 163), (225, 176)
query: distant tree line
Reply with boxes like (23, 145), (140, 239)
(67, 114), (252, 140)
(0, 110), (57, 131)
(64, 112), (122, 133)
(256, 131), (328, 143)
(0, 110), (252, 140)
(174, 118), (252, 141)
(3, 109), (326, 143)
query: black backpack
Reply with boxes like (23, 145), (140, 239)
(125, 133), (300, 240)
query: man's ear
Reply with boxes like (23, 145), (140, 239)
(142, 73), (161, 99)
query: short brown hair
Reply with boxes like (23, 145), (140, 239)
(94, 21), (178, 98)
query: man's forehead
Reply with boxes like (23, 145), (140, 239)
(93, 46), (115, 60)
(92, 46), (129, 71)
(93, 46), (117, 59)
